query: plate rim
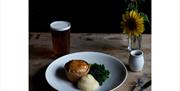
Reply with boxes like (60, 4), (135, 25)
(45, 51), (128, 91)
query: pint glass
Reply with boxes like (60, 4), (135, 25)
(50, 21), (71, 57)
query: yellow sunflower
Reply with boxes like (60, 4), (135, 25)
(121, 10), (144, 37)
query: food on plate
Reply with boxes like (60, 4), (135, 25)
(77, 74), (99, 91)
(89, 63), (110, 85)
(64, 59), (90, 82)
(64, 59), (110, 90)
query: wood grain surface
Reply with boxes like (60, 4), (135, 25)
(29, 32), (151, 91)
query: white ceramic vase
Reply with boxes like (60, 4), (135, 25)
(129, 50), (144, 72)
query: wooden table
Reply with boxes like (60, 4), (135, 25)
(29, 32), (151, 91)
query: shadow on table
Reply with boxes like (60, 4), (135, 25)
(29, 45), (54, 59)
(30, 65), (56, 91)
(125, 64), (131, 72)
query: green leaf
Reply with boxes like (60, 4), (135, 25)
(140, 12), (150, 23)
(89, 63), (110, 85)
(127, 2), (138, 11)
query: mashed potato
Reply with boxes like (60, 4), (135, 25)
(77, 74), (99, 91)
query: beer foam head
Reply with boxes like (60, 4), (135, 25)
(50, 21), (71, 31)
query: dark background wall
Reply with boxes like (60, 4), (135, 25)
(29, 0), (151, 33)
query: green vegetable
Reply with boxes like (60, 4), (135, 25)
(89, 63), (110, 85)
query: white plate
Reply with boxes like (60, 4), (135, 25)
(45, 52), (128, 91)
